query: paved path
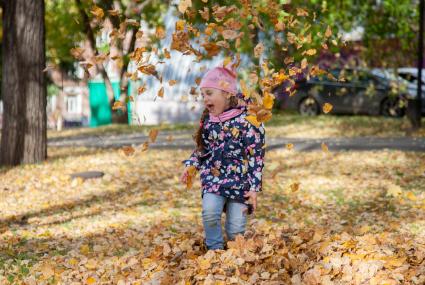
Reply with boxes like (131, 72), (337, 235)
(48, 131), (425, 152)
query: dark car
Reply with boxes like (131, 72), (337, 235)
(273, 69), (407, 117)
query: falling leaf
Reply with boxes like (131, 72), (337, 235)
(245, 115), (261, 128)
(263, 92), (274, 109)
(138, 85), (147, 95)
(175, 20), (185, 32)
(138, 65), (157, 77)
(70, 47), (84, 60)
(122, 146), (135, 156)
(195, 77), (202, 86)
(149, 129), (159, 143)
(325, 25), (332, 38)
(199, 7), (210, 21)
(222, 30), (239, 40)
(284, 57), (294, 65)
(296, 8), (309, 17)
(304, 49), (317, 56)
(301, 58), (308, 70)
(168, 80), (177, 86)
(158, 87), (164, 98)
(90, 6), (104, 19)
(254, 42), (265, 58)
(156, 26), (166, 39)
(321, 142), (329, 153)
(322, 103), (333, 114)
(112, 101), (125, 111)
(178, 0), (192, 14)
(286, 143), (294, 150)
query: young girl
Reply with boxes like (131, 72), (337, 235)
(181, 64), (265, 250)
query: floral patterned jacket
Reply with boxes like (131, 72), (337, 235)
(183, 108), (265, 205)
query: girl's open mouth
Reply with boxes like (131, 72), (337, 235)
(206, 104), (214, 111)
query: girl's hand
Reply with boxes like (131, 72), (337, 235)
(244, 191), (257, 211)
(180, 168), (189, 184)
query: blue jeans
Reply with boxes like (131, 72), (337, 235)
(202, 193), (248, 250)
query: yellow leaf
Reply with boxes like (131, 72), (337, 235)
(304, 49), (317, 56)
(342, 239), (358, 249)
(286, 143), (294, 150)
(112, 101), (125, 111)
(86, 277), (96, 285)
(321, 142), (329, 153)
(256, 109), (272, 123)
(85, 259), (97, 270)
(263, 92), (274, 109)
(158, 87), (164, 98)
(223, 57), (232, 67)
(90, 6), (104, 19)
(245, 115), (261, 128)
(169, 80), (177, 86)
(68, 258), (79, 266)
(322, 103), (333, 114)
(301, 58), (308, 70)
(199, 258), (211, 270)
(80, 244), (90, 255)
(156, 26), (166, 39)
(290, 182), (300, 192)
(386, 184), (402, 197)
(41, 263), (55, 279)
(176, 20), (185, 31)
(231, 127), (239, 138)
(149, 129), (159, 143)
(325, 25), (332, 38)
(405, 191), (417, 201)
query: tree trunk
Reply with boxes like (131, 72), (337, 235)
(0, 0), (47, 166)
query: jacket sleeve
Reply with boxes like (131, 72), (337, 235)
(183, 150), (202, 170)
(244, 122), (266, 192)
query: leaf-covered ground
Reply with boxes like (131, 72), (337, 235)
(0, 146), (424, 284)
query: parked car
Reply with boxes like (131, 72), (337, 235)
(273, 68), (409, 117)
(397, 67), (425, 86)
(373, 68), (425, 115)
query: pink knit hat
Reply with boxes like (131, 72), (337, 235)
(199, 64), (238, 95)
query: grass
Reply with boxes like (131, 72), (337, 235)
(47, 111), (425, 140)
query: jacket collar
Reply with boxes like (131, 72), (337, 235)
(209, 108), (243, 123)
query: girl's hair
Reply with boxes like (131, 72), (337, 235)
(194, 94), (238, 151)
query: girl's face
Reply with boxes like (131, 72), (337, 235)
(201, 88), (231, 116)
